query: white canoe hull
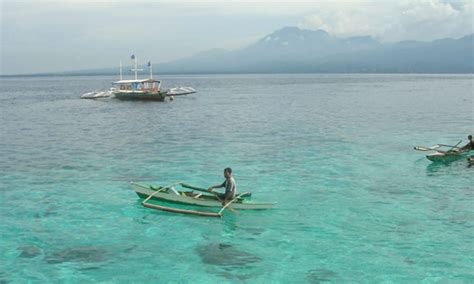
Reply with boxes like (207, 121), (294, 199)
(131, 182), (276, 210)
(426, 151), (469, 163)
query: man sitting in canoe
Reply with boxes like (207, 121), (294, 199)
(460, 135), (473, 151)
(208, 167), (237, 205)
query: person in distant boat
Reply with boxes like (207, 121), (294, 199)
(208, 167), (237, 205)
(460, 135), (473, 151)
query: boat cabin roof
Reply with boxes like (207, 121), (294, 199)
(113, 79), (160, 84)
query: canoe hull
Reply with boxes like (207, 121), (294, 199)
(426, 151), (469, 163)
(131, 182), (276, 210)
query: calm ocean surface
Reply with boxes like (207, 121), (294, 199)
(0, 74), (473, 283)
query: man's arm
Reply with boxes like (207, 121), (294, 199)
(208, 181), (226, 192)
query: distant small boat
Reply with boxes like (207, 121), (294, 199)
(131, 181), (276, 217)
(414, 141), (470, 163)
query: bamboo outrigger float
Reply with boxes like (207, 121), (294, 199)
(132, 182), (276, 217)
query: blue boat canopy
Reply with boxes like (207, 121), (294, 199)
(113, 79), (160, 84)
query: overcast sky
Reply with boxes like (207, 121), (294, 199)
(1, 0), (472, 75)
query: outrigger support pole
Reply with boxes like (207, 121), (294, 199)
(142, 182), (182, 204)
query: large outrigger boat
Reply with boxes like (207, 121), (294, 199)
(131, 181), (276, 217)
(81, 55), (195, 100)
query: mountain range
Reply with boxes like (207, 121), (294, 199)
(157, 26), (473, 74)
(28, 26), (474, 75)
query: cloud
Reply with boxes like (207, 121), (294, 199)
(300, 0), (473, 42)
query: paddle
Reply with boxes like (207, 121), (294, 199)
(218, 192), (250, 215)
(436, 140), (463, 154)
(208, 190), (238, 213)
(447, 140), (462, 152)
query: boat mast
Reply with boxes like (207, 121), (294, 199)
(134, 55), (138, 80)
(148, 61), (153, 79)
(119, 60), (123, 80)
(130, 54), (142, 80)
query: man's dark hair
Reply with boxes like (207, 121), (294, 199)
(469, 135), (472, 140)
(224, 167), (232, 174)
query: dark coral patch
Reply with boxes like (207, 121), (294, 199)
(196, 243), (261, 267)
(45, 246), (107, 264)
(307, 268), (338, 283)
(18, 246), (42, 258)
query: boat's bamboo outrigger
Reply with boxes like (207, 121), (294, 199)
(133, 181), (275, 218)
(142, 203), (222, 217)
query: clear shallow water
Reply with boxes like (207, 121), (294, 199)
(0, 74), (473, 282)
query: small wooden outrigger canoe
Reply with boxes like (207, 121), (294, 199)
(131, 182), (276, 217)
(414, 141), (470, 163)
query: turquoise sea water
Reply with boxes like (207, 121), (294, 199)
(0, 74), (473, 283)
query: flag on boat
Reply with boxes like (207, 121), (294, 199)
(148, 61), (151, 67)
(131, 54), (135, 60)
